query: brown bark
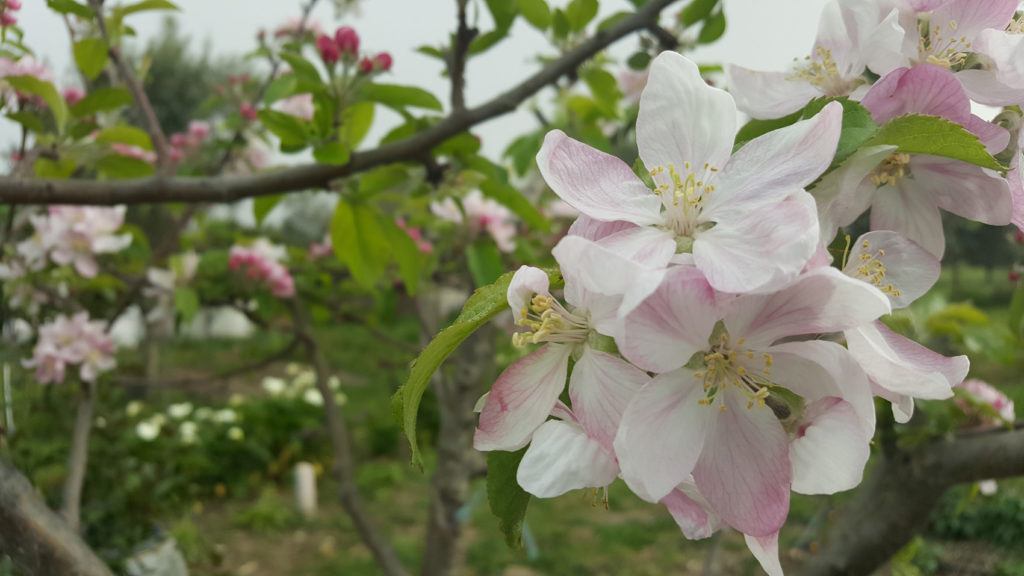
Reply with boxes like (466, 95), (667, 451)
(0, 456), (114, 576)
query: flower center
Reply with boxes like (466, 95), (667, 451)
(870, 153), (912, 186)
(920, 19), (972, 68)
(850, 238), (902, 298)
(691, 333), (775, 412)
(649, 161), (718, 239)
(513, 294), (589, 347)
(787, 46), (858, 96)
(1009, 15), (1024, 34)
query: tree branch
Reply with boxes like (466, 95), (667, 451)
(0, 0), (682, 205)
(800, 426), (1024, 576)
(448, 0), (476, 113)
(646, 23), (678, 51)
(0, 456), (115, 576)
(290, 297), (410, 576)
(87, 0), (172, 174)
(60, 380), (95, 534)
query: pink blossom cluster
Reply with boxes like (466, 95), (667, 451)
(0, 57), (53, 107)
(470, 29), (1024, 569)
(109, 142), (157, 165)
(956, 378), (1016, 424)
(228, 239), (295, 298)
(313, 24), (392, 74)
(18, 206), (132, 278)
(1, 0), (21, 28)
(168, 121), (211, 162)
(430, 189), (517, 252)
(272, 17), (324, 39)
(23, 312), (116, 384)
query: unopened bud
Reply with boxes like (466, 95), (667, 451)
(334, 26), (359, 57)
(374, 52), (393, 71)
(316, 34), (340, 64)
(240, 103), (258, 121)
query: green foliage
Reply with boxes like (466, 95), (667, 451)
(34, 157), (76, 179)
(252, 194), (284, 226)
(864, 114), (1004, 171)
(487, 448), (531, 548)
(697, 7), (726, 44)
(565, 0), (599, 31)
(95, 124), (154, 150)
(465, 239), (505, 288)
(679, 0), (718, 25)
(173, 287), (199, 324)
(73, 37), (108, 80)
(330, 199), (391, 289)
(396, 268), (563, 469)
(6, 75), (68, 132)
(278, 51), (322, 84)
(932, 484), (1024, 549)
(312, 141), (350, 166)
(258, 110), (309, 149)
(232, 486), (298, 533)
(46, 0), (94, 18)
(518, 0), (552, 30)
(359, 83), (443, 112)
(69, 87), (133, 117)
(96, 154), (157, 178)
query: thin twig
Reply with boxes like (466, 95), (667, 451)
(60, 380), (95, 533)
(0, 0), (683, 205)
(646, 23), (678, 51)
(449, 0), (477, 113)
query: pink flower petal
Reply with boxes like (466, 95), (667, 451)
(843, 230), (940, 308)
(744, 532), (784, 576)
(474, 344), (572, 451)
(537, 130), (663, 226)
(790, 397), (871, 494)
(507, 265), (551, 314)
(569, 347), (648, 452)
(661, 483), (718, 540)
(725, 66), (821, 120)
(870, 183), (946, 257)
(912, 156), (1012, 226)
(516, 420), (619, 498)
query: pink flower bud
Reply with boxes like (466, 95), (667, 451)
(1, 12), (17, 27)
(316, 34), (340, 64)
(358, 57), (374, 74)
(334, 26), (359, 56)
(374, 52), (393, 71)
(7, 0), (21, 10)
(62, 87), (85, 106)
(169, 148), (185, 162)
(188, 120), (210, 140)
(170, 133), (189, 147)
(240, 103), (258, 121)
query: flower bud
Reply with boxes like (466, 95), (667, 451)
(1, 12), (17, 27)
(7, 0), (21, 10)
(374, 52), (393, 71)
(62, 87), (84, 106)
(358, 57), (374, 74)
(316, 34), (340, 64)
(334, 26), (359, 57)
(240, 103), (258, 121)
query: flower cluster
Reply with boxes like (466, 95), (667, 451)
(228, 238), (295, 298)
(23, 312), (116, 384)
(313, 24), (392, 74)
(473, 29), (1023, 569)
(1, 0), (21, 28)
(17, 206), (132, 278)
(430, 189), (517, 252)
(168, 121), (211, 163)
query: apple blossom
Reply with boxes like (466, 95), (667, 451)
(23, 312), (117, 384)
(538, 51), (842, 294)
(229, 238), (295, 298)
(18, 206), (132, 278)
(431, 189), (517, 252)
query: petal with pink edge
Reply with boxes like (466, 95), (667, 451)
(711, 102), (842, 211)
(843, 230), (940, 308)
(790, 397), (871, 494)
(507, 265), (551, 316)
(911, 157), (1012, 226)
(614, 369), (712, 502)
(957, 69), (1024, 107)
(931, 0), (1019, 38)
(570, 347), (649, 452)
(862, 64), (969, 125)
(537, 130), (663, 226)
(813, 145), (898, 241)
(745, 532), (784, 576)
(516, 420), (619, 498)
(620, 266), (719, 373)
(693, 387), (791, 537)
(567, 214), (636, 242)
(695, 191), (820, 294)
(661, 483), (718, 540)
(474, 344), (572, 451)
(724, 267), (891, 348)
(846, 321), (967, 400)
(725, 66), (821, 120)
(638, 52), (736, 172)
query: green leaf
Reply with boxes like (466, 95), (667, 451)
(262, 75), (299, 104)
(828, 100), (878, 166)
(253, 194), (284, 226)
(398, 267), (563, 468)
(504, 132), (544, 177)
(174, 287), (200, 324)
(313, 141), (350, 165)
(116, 0), (180, 17)
(435, 132), (482, 157)
(279, 51), (322, 84)
(597, 11), (631, 31)
(487, 448), (531, 549)
(358, 166), (409, 196)
(340, 101), (375, 148)
(697, 8), (726, 44)
(863, 114), (1004, 171)
(379, 216), (421, 295)
(466, 240), (506, 288)
(518, 0), (551, 30)
(416, 45), (445, 61)
(257, 109), (309, 148)
(583, 67), (623, 115)
(552, 9), (570, 40)
(34, 157), (76, 179)
(73, 37), (108, 80)
(486, 0), (519, 30)
(360, 83), (442, 112)
(69, 87), (133, 117)
(46, 0), (94, 18)
(627, 51), (652, 71)
(330, 200), (391, 289)
(6, 75), (68, 132)
(469, 29), (509, 54)
(480, 178), (550, 232)
(95, 124), (153, 150)
(1010, 287), (1024, 339)
(680, 0), (717, 26)
(96, 154), (156, 179)
(565, 0), (598, 31)
(6, 111), (44, 133)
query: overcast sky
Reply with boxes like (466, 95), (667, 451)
(6, 0), (827, 158)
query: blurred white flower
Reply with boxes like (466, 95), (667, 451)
(335, 392), (348, 406)
(285, 363), (302, 376)
(126, 400), (144, 418)
(213, 409), (237, 423)
(168, 402), (193, 419)
(227, 426), (245, 441)
(94, 416), (107, 429)
(293, 370), (316, 389)
(327, 375), (341, 390)
(303, 388), (324, 406)
(136, 419), (161, 441)
(194, 407), (214, 421)
(180, 421), (198, 444)
(262, 376), (287, 396)
(979, 479), (999, 496)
